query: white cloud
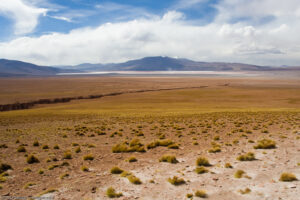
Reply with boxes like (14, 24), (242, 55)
(0, 0), (47, 35)
(0, 0), (300, 66)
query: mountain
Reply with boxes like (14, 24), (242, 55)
(0, 59), (78, 77)
(62, 56), (300, 72)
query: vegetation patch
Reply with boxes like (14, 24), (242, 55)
(27, 155), (39, 164)
(237, 152), (256, 161)
(110, 167), (124, 174)
(195, 190), (207, 198)
(168, 176), (185, 185)
(159, 155), (178, 164)
(106, 187), (123, 198)
(279, 173), (298, 182)
(254, 139), (276, 149)
(196, 157), (211, 166)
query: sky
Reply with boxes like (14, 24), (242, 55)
(0, 0), (300, 66)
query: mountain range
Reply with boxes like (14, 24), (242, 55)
(0, 56), (299, 77)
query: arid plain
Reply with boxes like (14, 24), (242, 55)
(0, 76), (299, 200)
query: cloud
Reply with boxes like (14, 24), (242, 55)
(0, 0), (47, 35)
(0, 1), (300, 66)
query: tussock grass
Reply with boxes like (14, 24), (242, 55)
(224, 163), (233, 168)
(195, 190), (207, 198)
(110, 167), (124, 174)
(195, 166), (209, 174)
(196, 157), (211, 167)
(279, 173), (298, 182)
(81, 166), (89, 172)
(234, 170), (245, 178)
(237, 152), (256, 161)
(159, 155), (178, 164)
(127, 156), (137, 162)
(106, 187), (123, 198)
(83, 154), (94, 161)
(17, 146), (26, 152)
(168, 176), (185, 185)
(63, 152), (72, 159)
(254, 139), (276, 149)
(127, 175), (142, 184)
(27, 155), (39, 164)
(239, 188), (251, 194)
(0, 163), (12, 173)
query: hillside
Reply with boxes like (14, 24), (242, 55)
(66, 56), (299, 72)
(0, 59), (76, 77)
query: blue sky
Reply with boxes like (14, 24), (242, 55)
(0, 0), (300, 66)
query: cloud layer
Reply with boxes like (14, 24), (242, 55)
(0, 0), (46, 35)
(0, 0), (300, 66)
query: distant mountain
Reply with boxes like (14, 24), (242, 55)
(1, 57), (299, 77)
(61, 56), (300, 72)
(0, 59), (78, 77)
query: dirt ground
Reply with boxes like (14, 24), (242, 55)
(0, 77), (299, 200)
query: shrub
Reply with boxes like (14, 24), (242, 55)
(224, 163), (233, 168)
(23, 167), (31, 172)
(60, 173), (69, 179)
(0, 163), (12, 173)
(75, 147), (81, 153)
(63, 152), (72, 159)
(27, 155), (39, 164)
(159, 155), (178, 164)
(83, 154), (94, 161)
(208, 147), (221, 153)
(168, 176), (185, 185)
(48, 164), (59, 170)
(42, 145), (49, 149)
(112, 142), (146, 153)
(279, 173), (298, 182)
(234, 170), (245, 178)
(237, 152), (256, 161)
(81, 166), (89, 172)
(38, 169), (44, 174)
(24, 182), (35, 189)
(195, 166), (209, 174)
(33, 141), (39, 147)
(195, 190), (207, 198)
(120, 171), (132, 177)
(254, 139), (276, 149)
(17, 146), (26, 152)
(53, 145), (60, 150)
(110, 167), (124, 174)
(168, 143), (179, 149)
(127, 156), (137, 162)
(106, 187), (123, 198)
(196, 157), (211, 166)
(186, 193), (193, 198)
(0, 144), (8, 148)
(239, 188), (251, 194)
(0, 184), (2, 189)
(127, 175), (142, 184)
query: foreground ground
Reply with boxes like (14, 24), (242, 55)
(0, 76), (299, 200)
